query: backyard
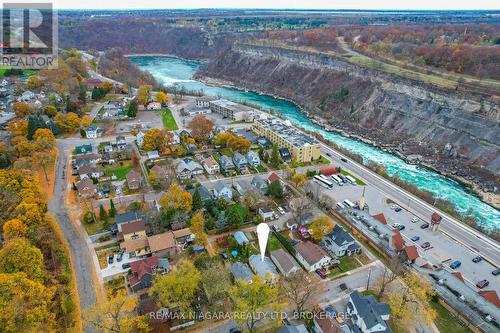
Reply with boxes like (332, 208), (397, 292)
(104, 162), (133, 180)
(160, 108), (178, 130)
(327, 256), (361, 278)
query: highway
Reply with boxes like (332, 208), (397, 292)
(317, 144), (500, 266)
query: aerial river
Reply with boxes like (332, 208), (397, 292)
(130, 55), (500, 232)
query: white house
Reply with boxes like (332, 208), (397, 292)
(86, 126), (100, 139)
(213, 182), (233, 201)
(293, 241), (332, 272)
(147, 150), (160, 160)
(258, 206), (274, 221)
(202, 156), (220, 175)
(322, 224), (361, 257)
(248, 255), (278, 284)
(270, 249), (301, 277)
(170, 131), (181, 145)
(136, 131), (145, 148)
(246, 150), (260, 167)
(347, 291), (391, 333)
(78, 164), (100, 180)
(147, 102), (162, 110)
(175, 159), (204, 179)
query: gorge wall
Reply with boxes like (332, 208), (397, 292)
(196, 44), (500, 193)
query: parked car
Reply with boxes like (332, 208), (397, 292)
(229, 328), (242, 333)
(421, 242), (431, 249)
(472, 256), (483, 263)
(108, 255), (114, 264)
(121, 263), (130, 269)
(390, 204), (399, 210)
(411, 217), (420, 223)
(492, 269), (500, 276)
(116, 252), (124, 262)
(420, 222), (430, 229)
(277, 206), (285, 215)
(450, 260), (462, 269)
(326, 152), (331, 157)
(392, 223), (405, 231)
(476, 280), (489, 289)
(411, 235), (420, 242)
(395, 207), (402, 212)
(316, 268), (327, 279)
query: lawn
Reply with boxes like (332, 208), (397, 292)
(104, 162), (133, 180)
(267, 234), (283, 252)
(328, 256), (361, 278)
(160, 108), (178, 130)
(431, 300), (473, 333)
(340, 169), (366, 185)
(82, 218), (110, 236)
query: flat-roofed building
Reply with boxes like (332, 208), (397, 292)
(209, 99), (255, 121)
(252, 117), (321, 163)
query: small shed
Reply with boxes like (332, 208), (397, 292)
(234, 231), (249, 245)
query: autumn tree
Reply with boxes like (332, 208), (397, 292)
(54, 112), (81, 132)
(43, 105), (58, 117)
(84, 289), (149, 333)
(156, 91), (169, 106)
(290, 173), (307, 188)
(309, 215), (335, 241)
(2, 219), (28, 240)
(0, 272), (56, 333)
(190, 211), (208, 246)
(159, 183), (192, 213)
(230, 275), (284, 333)
(102, 81), (114, 93)
(214, 132), (251, 153)
(187, 115), (214, 142)
(150, 259), (201, 313)
(201, 261), (232, 306)
(136, 85), (152, 105)
(7, 119), (28, 137)
(81, 115), (92, 128)
(33, 128), (56, 150)
(0, 238), (45, 281)
(281, 270), (319, 314)
(12, 102), (32, 117)
(32, 150), (53, 183)
(27, 76), (43, 89)
(142, 128), (166, 152)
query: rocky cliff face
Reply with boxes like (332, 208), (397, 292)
(197, 44), (500, 191)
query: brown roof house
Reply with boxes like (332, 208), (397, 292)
(293, 241), (332, 272)
(148, 232), (177, 258)
(127, 170), (142, 190)
(121, 221), (147, 241)
(270, 249), (301, 277)
(75, 178), (97, 199)
(129, 256), (158, 292)
(313, 307), (344, 333)
(120, 238), (150, 258)
(172, 228), (193, 244)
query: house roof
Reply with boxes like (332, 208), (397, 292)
(451, 271), (464, 282)
(214, 181), (230, 193)
(268, 172), (280, 183)
(230, 262), (253, 281)
(78, 164), (97, 175)
(75, 178), (95, 192)
(246, 150), (259, 159)
(324, 224), (355, 247)
(115, 211), (143, 224)
(252, 175), (267, 187)
(203, 156), (218, 168)
(120, 237), (149, 253)
(234, 231), (249, 245)
(349, 290), (391, 331)
(391, 230), (405, 252)
(150, 165), (168, 177)
(188, 186), (212, 201)
(74, 153), (101, 161)
(121, 221), (146, 235)
(259, 206), (273, 214)
(372, 213), (387, 225)
(129, 256), (158, 287)
(248, 255), (278, 280)
(479, 290), (500, 308)
(404, 245), (419, 261)
(313, 309), (343, 333)
(270, 249), (300, 275)
(277, 324), (309, 333)
(148, 232), (176, 252)
(293, 241), (330, 266)
(127, 170), (141, 182)
(431, 212), (442, 223)
(233, 152), (247, 164)
(172, 228), (192, 239)
(220, 155), (235, 168)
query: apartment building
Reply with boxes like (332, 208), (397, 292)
(209, 99), (255, 121)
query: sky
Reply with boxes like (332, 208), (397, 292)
(49, 0), (500, 10)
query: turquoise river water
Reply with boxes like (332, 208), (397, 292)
(130, 55), (500, 232)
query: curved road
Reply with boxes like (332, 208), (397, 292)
(48, 143), (98, 332)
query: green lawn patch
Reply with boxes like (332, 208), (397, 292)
(340, 169), (366, 185)
(256, 165), (267, 172)
(267, 234), (282, 252)
(328, 256), (361, 278)
(361, 290), (379, 298)
(160, 108), (178, 130)
(431, 300), (473, 333)
(104, 162), (133, 180)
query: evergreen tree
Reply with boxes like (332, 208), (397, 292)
(270, 146), (281, 167)
(109, 199), (116, 217)
(127, 99), (138, 118)
(267, 180), (283, 199)
(78, 85), (87, 102)
(65, 95), (74, 112)
(91, 87), (99, 100)
(99, 204), (108, 221)
(192, 187), (202, 211)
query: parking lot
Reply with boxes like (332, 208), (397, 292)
(100, 252), (141, 281)
(313, 180), (500, 292)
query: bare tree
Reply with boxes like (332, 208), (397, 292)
(281, 271), (320, 314)
(374, 256), (405, 298)
(290, 197), (313, 225)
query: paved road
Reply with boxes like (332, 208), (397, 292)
(49, 142), (98, 332)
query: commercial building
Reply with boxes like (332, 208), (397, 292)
(252, 117), (321, 163)
(209, 99), (255, 121)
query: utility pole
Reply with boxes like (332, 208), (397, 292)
(366, 267), (372, 291)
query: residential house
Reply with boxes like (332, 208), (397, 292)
(74, 153), (102, 167)
(347, 291), (391, 333)
(116, 135), (127, 150)
(267, 172), (281, 184)
(170, 131), (181, 145)
(251, 175), (268, 193)
(121, 221), (146, 241)
(257, 137), (272, 149)
(147, 150), (160, 160)
(19, 90), (35, 102)
(248, 255), (278, 283)
(120, 238), (150, 258)
(213, 181), (233, 201)
(258, 206), (274, 221)
(148, 232), (176, 258)
(293, 241), (332, 272)
(202, 156), (220, 175)
(230, 262), (254, 283)
(127, 170), (142, 190)
(75, 178), (96, 199)
(277, 324), (309, 333)
(279, 148), (292, 162)
(115, 211), (144, 232)
(313, 308), (346, 333)
(219, 155), (235, 171)
(147, 102), (162, 110)
(136, 131), (145, 148)
(234, 231), (249, 245)
(322, 225), (361, 257)
(188, 185), (212, 203)
(129, 256), (159, 292)
(78, 164), (100, 180)
(99, 141), (113, 153)
(232, 152), (248, 170)
(270, 249), (301, 277)
(246, 150), (260, 167)
(75, 144), (93, 155)
(172, 228), (193, 244)
(175, 159), (203, 179)
(86, 125), (102, 139)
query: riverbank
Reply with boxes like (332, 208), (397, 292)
(198, 76), (500, 211)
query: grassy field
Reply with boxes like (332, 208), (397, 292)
(328, 256), (361, 278)
(267, 234), (283, 252)
(160, 108), (178, 130)
(104, 162), (133, 180)
(340, 169), (366, 185)
(431, 300), (473, 333)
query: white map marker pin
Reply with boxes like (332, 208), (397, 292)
(256, 223), (270, 262)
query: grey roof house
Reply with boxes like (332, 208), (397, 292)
(251, 175), (268, 193)
(270, 249), (301, 277)
(213, 181), (233, 201)
(232, 152), (248, 169)
(188, 185), (212, 202)
(230, 262), (254, 283)
(246, 150), (260, 167)
(248, 254), (278, 283)
(219, 155), (235, 171)
(323, 224), (361, 257)
(347, 291), (391, 333)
